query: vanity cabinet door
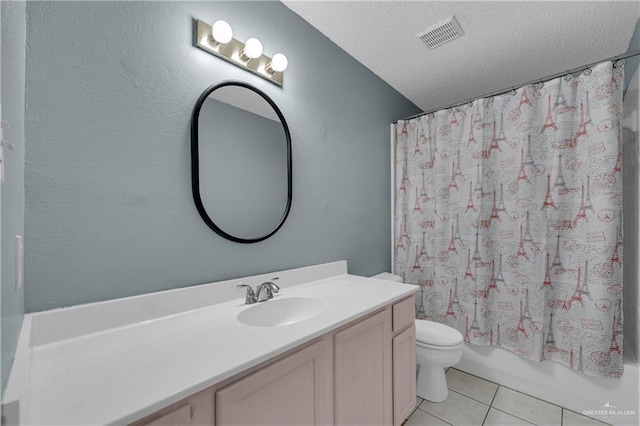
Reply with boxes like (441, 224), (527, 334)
(143, 405), (191, 426)
(131, 388), (214, 426)
(393, 325), (416, 426)
(334, 309), (392, 426)
(216, 338), (332, 425)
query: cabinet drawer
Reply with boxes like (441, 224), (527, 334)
(392, 295), (415, 333)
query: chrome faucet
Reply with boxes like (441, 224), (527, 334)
(256, 277), (280, 302)
(237, 284), (257, 304)
(237, 277), (280, 304)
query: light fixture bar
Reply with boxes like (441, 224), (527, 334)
(195, 19), (283, 86)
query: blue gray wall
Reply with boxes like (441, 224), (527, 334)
(23, 1), (420, 312)
(1, 1), (26, 395)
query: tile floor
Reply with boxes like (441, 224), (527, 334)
(404, 368), (609, 426)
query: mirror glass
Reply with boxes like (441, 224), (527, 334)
(192, 82), (292, 243)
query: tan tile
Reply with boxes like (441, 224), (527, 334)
(563, 409), (611, 426)
(484, 408), (534, 426)
(404, 408), (451, 426)
(492, 387), (562, 425)
(446, 368), (498, 405)
(419, 390), (489, 426)
(416, 395), (424, 408)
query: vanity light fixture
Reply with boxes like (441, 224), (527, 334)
(266, 53), (288, 74)
(210, 20), (233, 45)
(195, 19), (287, 86)
(239, 38), (263, 61)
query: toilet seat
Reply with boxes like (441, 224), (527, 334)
(415, 320), (463, 348)
(416, 339), (463, 351)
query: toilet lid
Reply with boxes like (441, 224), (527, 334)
(415, 320), (464, 347)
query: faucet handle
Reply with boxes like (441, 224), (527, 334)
(268, 277), (280, 292)
(237, 284), (256, 304)
(255, 278), (281, 302)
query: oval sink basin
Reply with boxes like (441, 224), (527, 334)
(238, 297), (326, 327)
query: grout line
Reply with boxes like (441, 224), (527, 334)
(449, 367), (492, 383)
(445, 369), (500, 407)
(406, 399), (423, 423)
(433, 367), (613, 426)
(481, 406), (492, 425)
(562, 408), (613, 426)
(481, 385), (501, 426)
(452, 367), (568, 415)
(479, 375), (564, 411)
(450, 390), (490, 406)
(440, 367), (586, 426)
(414, 405), (454, 426)
(405, 406), (418, 422)
(490, 406), (541, 425)
(407, 395), (427, 421)
(444, 388), (492, 425)
(414, 392), (456, 426)
(449, 369), (561, 425)
(448, 388), (491, 408)
(488, 384), (500, 406)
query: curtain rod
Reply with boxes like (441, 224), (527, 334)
(393, 49), (640, 124)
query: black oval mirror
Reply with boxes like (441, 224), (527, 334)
(191, 81), (292, 243)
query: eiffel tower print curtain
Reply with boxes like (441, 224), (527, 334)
(394, 61), (624, 377)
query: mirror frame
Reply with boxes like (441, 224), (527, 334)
(191, 81), (293, 243)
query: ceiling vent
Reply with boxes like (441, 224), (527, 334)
(415, 16), (464, 49)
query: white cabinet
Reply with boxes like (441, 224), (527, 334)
(391, 294), (417, 425)
(332, 295), (417, 426)
(144, 405), (191, 426)
(132, 388), (215, 426)
(216, 338), (332, 425)
(393, 325), (417, 425)
(334, 309), (393, 426)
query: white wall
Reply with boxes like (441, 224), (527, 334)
(1, 0), (26, 396)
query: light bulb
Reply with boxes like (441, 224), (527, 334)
(267, 53), (288, 73)
(211, 20), (233, 45)
(243, 38), (263, 59)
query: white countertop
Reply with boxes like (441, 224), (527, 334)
(16, 269), (416, 425)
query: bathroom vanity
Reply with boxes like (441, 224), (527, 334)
(134, 293), (416, 426)
(2, 262), (417, 425)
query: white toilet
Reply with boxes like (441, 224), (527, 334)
(415, 319), (464, 402)
(369, 273), (464, 402)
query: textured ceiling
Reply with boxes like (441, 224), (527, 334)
(282, 1), (639, 115)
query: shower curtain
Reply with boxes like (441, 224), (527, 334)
(394, 61), (624, 377)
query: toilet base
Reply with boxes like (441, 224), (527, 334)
(416, 364), (448, 402)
